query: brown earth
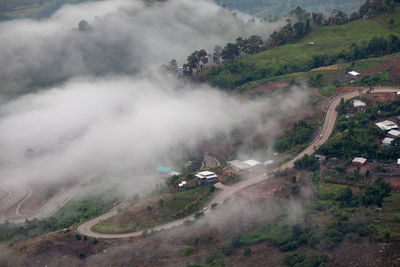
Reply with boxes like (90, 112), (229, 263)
(365, 92), (397, 105)
(310, 65), (339, 72)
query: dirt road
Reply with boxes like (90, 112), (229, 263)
(77, 87), (399, 239)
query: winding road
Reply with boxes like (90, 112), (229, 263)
(0, 184), (76, 224)
(77, 87), (398, 239)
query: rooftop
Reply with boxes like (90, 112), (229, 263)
(157, 166), (172, 173)
(382, 137), (394, 145)
(227, 160), (251, 170)
(353, 99), (366, 108)
(376, 120), (398, 131)
(352, 157), (367, 164)
(388, 129), (400, 137)
(243, 159), (262, 167)
(348, 71), (360, 76)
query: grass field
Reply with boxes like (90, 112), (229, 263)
(207, 14), (400, 91)
(92, 186), (213, 234)
(375, 192), (400, 241)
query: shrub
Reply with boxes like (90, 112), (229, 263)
(243, 247), (252, 256)
(182, 246), (194, 256)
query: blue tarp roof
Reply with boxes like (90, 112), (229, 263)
(157, 166), (172, 172)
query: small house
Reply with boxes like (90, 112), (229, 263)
(353, 99), (366, 109)
(348, 71), (360, 77)
(315, 154), (326, 161)
(264, 160), (275, 169)
(352, 157), (367, 166)
(375, 120), (399, 131)
(243, 159), (262, 168)
(388, 129), (400, 138)
(382, 137), (394, 146)
(195, 171), (218, 184)
(178, 181), (187, 188)
(227, 160), (251, 172)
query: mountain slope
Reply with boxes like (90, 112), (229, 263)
(215, 0), (366, 18)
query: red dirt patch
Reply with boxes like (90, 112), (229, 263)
(364, 91), (397, 105)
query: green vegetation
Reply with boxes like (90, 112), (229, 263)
(275, 120), (316, 153)
(284, 252), (328, 267)
(0, 195), (118, 244)
(221, 173), (241, 185)
(380, 9), (400, 31)
(92, 186), (213, 234)
(318, 98), (400, 161)
(294, 154), (320, 171)
(361, 177), (392, 207)
(206, 15), (400, 91)
(214, 0), (363, 18)
(182, 246), (195, 256)
(375, 192), (400, 241)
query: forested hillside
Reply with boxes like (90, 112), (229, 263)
(215, 0), (366, 18)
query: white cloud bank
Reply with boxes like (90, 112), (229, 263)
(0, 0), (307, 194)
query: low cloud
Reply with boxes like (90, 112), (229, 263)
(0, 75), (309, 194)
(0, 0), (285, 98)
(0, 0), (306, 195)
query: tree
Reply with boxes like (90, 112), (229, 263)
(213, 45), (223, 64)
(221, 43), (239, 61)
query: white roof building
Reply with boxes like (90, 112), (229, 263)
(195, 171), (218, 180)
(348, 71), (360, 76)
(227, 160), (251, 171)
(398, 158), (400, 165)
(353, 99), (366, 108)
(243, 159), (262, 167)
(264, 160), (274, 166)
(352, 157), (367, 165)
(382, 137), (394, 146)
(375, 120), (399, 131)
(388, 129), (400, 137)
(178, 181), (187, 187)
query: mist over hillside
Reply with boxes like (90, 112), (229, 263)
(0, 0), (284, 99)
(214, 0), (367, 18)
(0, 0), (309, 195)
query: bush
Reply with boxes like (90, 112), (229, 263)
(182, 246), (194, 256)
(285, 252), (306, 266)
(221, 244), (233, 256)
(294, 154), (320, 171)
(243, 247), (252, 256)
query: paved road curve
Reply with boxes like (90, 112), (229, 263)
(78, 87), (399, 239)
(0, 185), (76, 224)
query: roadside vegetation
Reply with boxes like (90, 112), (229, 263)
(274, 120), (316, 153)
(92, 186), (214, 234)
(0, 195), (118, 244)
(318, 98), (400, 161)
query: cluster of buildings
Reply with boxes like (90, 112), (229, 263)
(227, 159), (273, 173)
(352, 119), (400, 166)
(375, 120), (399, 146)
